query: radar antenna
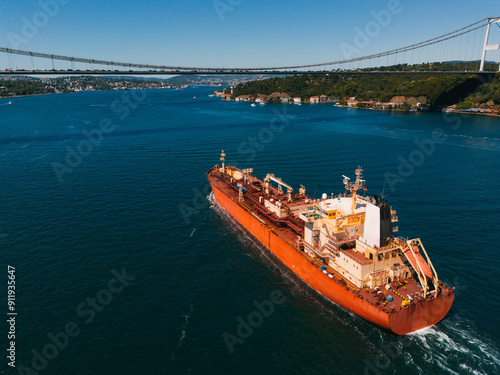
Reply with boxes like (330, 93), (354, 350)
(344, 166), (366, 212)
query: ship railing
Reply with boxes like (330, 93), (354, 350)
(356, 195), (373, 204)
(240, 201), (253, 212)
(391, 264), (407, 272)
(369, 269), (389, 277)
(267, 224), (302, 252)
(377, 243), (399, 252)
(327, 234), (359, 247)
(325, 242), (339, 255)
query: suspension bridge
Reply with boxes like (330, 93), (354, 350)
(0, 16), (499, 76)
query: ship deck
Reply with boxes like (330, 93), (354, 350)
(207, 166), (454, 314)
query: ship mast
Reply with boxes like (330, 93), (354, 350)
(344, 167), (365, 212)
(220, 150), (226, 172)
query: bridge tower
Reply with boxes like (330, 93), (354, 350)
(480, 16), (500, 72)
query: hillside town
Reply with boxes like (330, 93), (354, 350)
(0, 76), (178, 97)
(0, 74), (271, 98)
(215, 87), (432, 112)
(216, 74), (500, 116)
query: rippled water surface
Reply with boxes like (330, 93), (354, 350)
(1, 87), (499, 374)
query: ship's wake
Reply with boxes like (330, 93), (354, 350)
(358, 314), (500, 375)
(168, 303), (193, 367)
(404, 315), (500, 375)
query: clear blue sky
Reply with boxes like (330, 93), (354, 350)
(0, 0), (499, 70)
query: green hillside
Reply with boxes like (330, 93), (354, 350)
(231, 62), (500, 108)
(457, 73), (500, 108)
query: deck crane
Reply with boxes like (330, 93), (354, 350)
(264, 174), (294, 202)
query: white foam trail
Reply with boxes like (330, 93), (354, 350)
(408, 326), (434, 336)
(31, 154), (47, 160)
(169, 304), (193, 366)
(406, 316), (500, 375)
(176, 304), (193, 348)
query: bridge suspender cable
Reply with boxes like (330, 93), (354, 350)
(0, 17), (491, 72)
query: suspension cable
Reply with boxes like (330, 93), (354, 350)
(0, 17), (491, 72)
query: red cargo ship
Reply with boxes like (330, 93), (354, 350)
(207, 151), (454, 335)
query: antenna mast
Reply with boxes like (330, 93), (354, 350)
(220, 150), (226, 172)
(344, 166), (366, 212)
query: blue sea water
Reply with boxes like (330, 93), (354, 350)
(1, 87), (499, 375)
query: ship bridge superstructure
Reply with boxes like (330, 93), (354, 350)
(296, 169), (441, 298)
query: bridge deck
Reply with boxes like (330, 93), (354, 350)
(0, 70), (493, 76)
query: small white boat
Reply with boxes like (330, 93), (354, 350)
(251, 103), (256, 107)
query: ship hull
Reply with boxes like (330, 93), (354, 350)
(209, 177), (454, 335)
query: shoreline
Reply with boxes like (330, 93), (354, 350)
(339, 104), (500, 117)
(221, 96), (500, 118)
(3, 88), (499, 119)
(0, 87), (173, 100)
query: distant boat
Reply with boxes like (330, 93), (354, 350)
(208, 94), (215, 97)
(259, 102), (266, 106)
(251, 103), (256, 107)
(8, 101), (11, 104)
(194, 96), (196, 99)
